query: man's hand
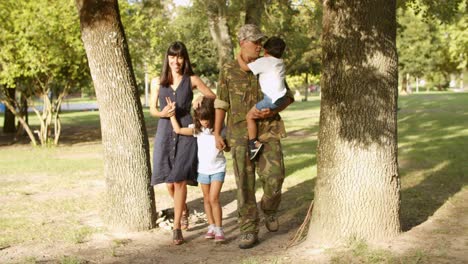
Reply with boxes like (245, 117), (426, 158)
(215, 134), (226, 150)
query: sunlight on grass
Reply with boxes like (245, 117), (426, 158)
(0, 194), (103, 247)
(328, 238), (429, 264)
(398, 92), (468, 231)
(401, 161), (450, 190)
(0, 143), (105, 248)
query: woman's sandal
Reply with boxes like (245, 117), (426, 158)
(181, 205), (189, 230)
(173, 229), (184, 245)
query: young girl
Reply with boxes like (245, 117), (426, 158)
(166, 96), (228, 243)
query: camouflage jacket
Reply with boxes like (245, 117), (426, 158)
(215, 60), (293, 147)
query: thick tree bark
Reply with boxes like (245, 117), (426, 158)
(3, 87), (16, 133)
(75, 0), (156, 231)
(245, 0), (264, 25)
(306, 0), (401, 247)
(206, 0), (234, 71)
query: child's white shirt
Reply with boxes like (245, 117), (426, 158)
(189, 125), (226, 175)
(248, 56), (287, 102)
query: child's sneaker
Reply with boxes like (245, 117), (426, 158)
(214, 227), (225, 243)
(249, 140), (263, 160)
(205, 224), (215, 239)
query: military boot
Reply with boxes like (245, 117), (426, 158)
(265, 214), (279, 232)
(238, 232), (259, 249)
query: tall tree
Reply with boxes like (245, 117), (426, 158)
(0, 0), (91, 145)
(262, 0), (322, 93)
(120, 0), (166, 88)
(306, 0), (400, 246)
(203, 0), (234, 71)
(397, 7), (434, 91)
(2, 86), (16, 133)
(245, 0), (265, 25)
(75, 0), (156, 231)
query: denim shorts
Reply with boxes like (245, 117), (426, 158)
(255, 95), (288, 110)
(197, 172), (226, 184)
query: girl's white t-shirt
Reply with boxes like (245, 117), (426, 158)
(248, 56), (287, 103)
(191, 126), (226, 175)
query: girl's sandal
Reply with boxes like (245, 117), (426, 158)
(181, 205), (189, 230)
(173, 229), (184, 245)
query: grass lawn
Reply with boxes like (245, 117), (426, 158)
(0, 91), (467, 263)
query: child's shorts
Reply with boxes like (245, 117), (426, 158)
(255, 94), (288, 110)
(197, 172), (226, 184)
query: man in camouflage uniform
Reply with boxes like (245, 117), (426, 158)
(214, 24), (294, 249)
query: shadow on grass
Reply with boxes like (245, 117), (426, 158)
(0, 109), (160, 146)
(398, 93), (468, 231)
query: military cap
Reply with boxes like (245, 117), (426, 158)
(237, 24), (267, 42)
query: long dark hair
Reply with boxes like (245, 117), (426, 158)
(193, 97), (215, 134)
(160, 41), (194, 87)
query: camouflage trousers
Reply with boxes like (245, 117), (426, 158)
(231, 140), (285, 234)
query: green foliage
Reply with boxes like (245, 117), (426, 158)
(119, 0), (166, 85)
(397, 8), (434, 77)
(264, 0), (322, 76)
(286, 73), (321, 91)
(0, 0), (92, 145)
(120, 0), (218, 84)
(0, 0), (464, 98)
(0, 0), (90, 91)
(169, 4), (219, 78)
(397, 1), (466, 90)
(400, 0), (465, 23)
(443, 1), (468, 71)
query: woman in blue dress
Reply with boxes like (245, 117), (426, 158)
(149, 41), (215, 245)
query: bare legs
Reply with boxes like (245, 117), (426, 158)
(166, 181), (187, 230)
(200, 181), (224, 228)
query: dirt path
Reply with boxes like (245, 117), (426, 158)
(2, 178), (467, 264)
(0, 169), (317, 263)
(1, 132), (467, 263)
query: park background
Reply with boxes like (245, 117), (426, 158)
(1, 0), (467, 263)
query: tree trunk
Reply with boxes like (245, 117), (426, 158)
(1, 97), (37, 146)
(245, 0), (264, 25)
(19, 92), (28, 125)
(53, 87), (69, 146)
(206, 0), (234, 72)
(304, 73), (309, 102)
(306, 0), (400, 247)
(15, 92), (30, 141)
(3, 87), (16, 133)
(75, 0), (156, 231)
(401, 73), (408, 94)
